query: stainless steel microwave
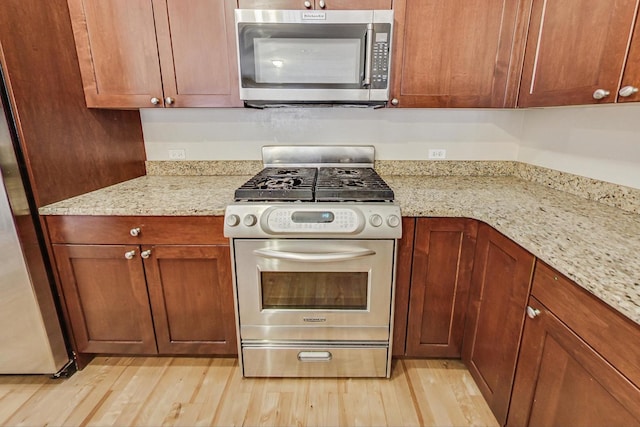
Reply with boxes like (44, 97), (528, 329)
(235, 9), (393, 107)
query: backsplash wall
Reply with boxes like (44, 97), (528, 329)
(141, 104), (640, 190)
(141, 107), (522, 161)
(519, 103), (640, 189)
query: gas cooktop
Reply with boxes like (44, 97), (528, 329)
(234, 166), (394, 202)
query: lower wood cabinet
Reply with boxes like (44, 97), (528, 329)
(507, 261), (640, 426)
(47, 216), (237, 358)
(405, 218), (477, 357)
(392, 217), (416, 357)
(462, 222), (535, 425)
(52, 244), (157, 354)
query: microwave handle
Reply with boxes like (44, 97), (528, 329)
(363, 23), (374, 86)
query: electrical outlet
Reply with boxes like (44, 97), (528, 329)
(428, 149), (447, 160)
(168, 149), (186, 160)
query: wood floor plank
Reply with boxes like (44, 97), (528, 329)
(90, 357), (172, 426)
(0, 377), (48, 425)
(0, 357), (498, 427)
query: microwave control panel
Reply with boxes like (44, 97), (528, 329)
(372, 31), (390, 89)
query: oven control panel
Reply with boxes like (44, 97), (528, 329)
(266, 208), (362, 234)
(224, 203), (402, 239)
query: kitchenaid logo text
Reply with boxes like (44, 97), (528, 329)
(303, 317), (327, 323)
(302, 11), (326, 20)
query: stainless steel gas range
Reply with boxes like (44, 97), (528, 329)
(224, 146), (401, 378)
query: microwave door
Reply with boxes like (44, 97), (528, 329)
(237, 23), (371, 102)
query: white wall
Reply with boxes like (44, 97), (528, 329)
(518, 104), (640, 189)
(141, 108), (522, 161)
(141, 104), (640, 189)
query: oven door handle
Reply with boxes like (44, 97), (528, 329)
(253, 248), (376, 262)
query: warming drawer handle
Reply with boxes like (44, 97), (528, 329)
(253, 248), (376, 262)
(297, 351), (332, 362)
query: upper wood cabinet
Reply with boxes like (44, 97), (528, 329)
(67, 0), (241, 108)
(619, 11), (640, 103)
(390, 0), (530, 108)
(518, 0), (640, 107)
(237, 0), (391, 9)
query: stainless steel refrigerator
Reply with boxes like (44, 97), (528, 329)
(0, 65), (71, 375)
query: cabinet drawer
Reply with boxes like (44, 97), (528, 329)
(242, 345), (388, 377)
(46, 216), (227, 245)
(531, 260), (640, 387)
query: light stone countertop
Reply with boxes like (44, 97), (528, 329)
(39, 174), (640, 326)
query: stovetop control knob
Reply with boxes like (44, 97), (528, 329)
(387, 214), (401, 228)
(226, 214), (240, 227)
(243, 214), (258, 227)
(369, 214), (383, 227)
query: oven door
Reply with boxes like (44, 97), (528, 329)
(233, 239), (395, 342)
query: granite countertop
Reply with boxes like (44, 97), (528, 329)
(39, 174), (640, 326)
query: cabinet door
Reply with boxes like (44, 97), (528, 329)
(462, 223), (535, 425)
(67, 0), (164, 108)
(518, 0), (639, 107)
(154, 0), (242, 107)
(405, 218), (477, 357)
(392, 218), (416, 357)
(619, 13), (640, 103)
(390, 0), (528, 107)
(52, 244), (157, 354)
(145, 245), (237, 355)
(507, 298), (640, 426)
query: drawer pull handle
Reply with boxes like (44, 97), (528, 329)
(526, 306), (541, 319)
(124, 250), (136, 260)
(130, 227), (141, 237)
(297, 351), (332, 362)
(141, 250), (152, 259)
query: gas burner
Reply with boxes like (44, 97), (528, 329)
(340, 179), (366, 188)
(257, 177), (303, 190)
(334, 169), (362, 176)
(274, 169), (303, 175)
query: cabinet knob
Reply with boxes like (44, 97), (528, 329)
(618, 85), (639, 97)
(391, 98), (399, 106)
(592, 89), (610, 100)
(304, 1), (312, 8)
(124, 250), (136, 260)
(165, 96), (175, 105)
(318, 0), (326, 8)
(130, 227), (141, 237)
(526, 306), (541, 319)
(150, 97), (161, 105)
(141, 249), (152, 259)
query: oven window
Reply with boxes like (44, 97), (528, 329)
(261, 272), (368, 310)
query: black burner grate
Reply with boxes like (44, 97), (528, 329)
(315, 167), (394, 202)
(234, 168), (317, 201)
(235, 167), (394, 202)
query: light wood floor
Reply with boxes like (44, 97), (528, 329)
(0, 357), (498, 427)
